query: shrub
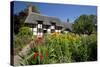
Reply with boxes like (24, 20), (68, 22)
(13, 27), (33, 55)
(17, 27), (32, 37)
(87, 34), (97, 61)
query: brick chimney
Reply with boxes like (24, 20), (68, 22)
(28, 4), (32, 15)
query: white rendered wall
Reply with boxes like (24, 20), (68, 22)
(32, 26), (37, 36)
(58, 30), (61, 33)
(33, 27), (37, 31)
(37, 32), (43, 36)
(64, 31), (68, 33)
(55, 30), (59, 32)
(51, 26), (55, 29)
(33, 31), (37, 35)
(47, 29), (51, 34)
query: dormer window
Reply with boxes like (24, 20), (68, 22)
(51, 22), (56, 25)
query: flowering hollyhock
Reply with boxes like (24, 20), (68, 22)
(40, 53), (44, 62)
(34, 36), (44, 44)
(33, 51), (38, 60)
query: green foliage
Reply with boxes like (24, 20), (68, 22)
(14, 33), (97, 65)
(72, 15), (96, 35)
(70, 34), (97, 62)
(18, 27), (32, 37)
(20, 45), (49, 65)
(87, 34), (97, 61)
(19, 33), (97, 65)
(13, 27), (32, 55)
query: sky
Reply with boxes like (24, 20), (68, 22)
(13, 1), (97, 23)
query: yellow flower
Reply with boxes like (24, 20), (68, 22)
(51, 32), (60, 36)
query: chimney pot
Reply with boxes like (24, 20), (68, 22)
(28, 4), (32, 14)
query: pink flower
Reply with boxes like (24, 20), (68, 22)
(34, 37), (44, 44)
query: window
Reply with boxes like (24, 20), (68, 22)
(38, 28), (43, 33)
(51, 29), (55, 33)
(38, 24), (42, 28)
(37, 20), (43, 24)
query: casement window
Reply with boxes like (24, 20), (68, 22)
(51, 29), (55, 33)
(43, 30), (47, 33)
(51, 22), (56, 29)
(36, 20), (43, 36)
(37, 20), (43, 28)
(38, 24), (42, 28)
(38, 28), (43, 33)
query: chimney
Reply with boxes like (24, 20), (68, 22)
(28, 4), (32, 14)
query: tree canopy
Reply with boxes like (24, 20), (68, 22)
(72, 14), (97, 35)
(13, 5), (40, 34)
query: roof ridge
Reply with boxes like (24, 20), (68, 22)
(31, 12), (60, 20)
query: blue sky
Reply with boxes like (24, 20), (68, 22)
(13, 1), (97, 23)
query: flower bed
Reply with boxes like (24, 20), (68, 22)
(19, 32), (97, 65)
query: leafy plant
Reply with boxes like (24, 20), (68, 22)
(19, 32), (97, 65)
(13, 27), (33, 55)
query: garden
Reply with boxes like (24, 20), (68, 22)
(13, 27), (97, 65)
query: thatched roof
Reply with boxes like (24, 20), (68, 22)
(62, 22), (72, 31)
(25, 12), (62, 26)
(25, 12), (72, 31)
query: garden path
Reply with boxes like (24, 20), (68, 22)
(14, 41), (34, 66)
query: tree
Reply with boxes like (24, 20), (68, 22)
(72, 15), (96, 35)
(13, 5), (40, 34)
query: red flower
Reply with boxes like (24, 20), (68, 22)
(33, 51), (38, 60)
(40, 53), (44, 62)
(46, 50), (48, 57)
